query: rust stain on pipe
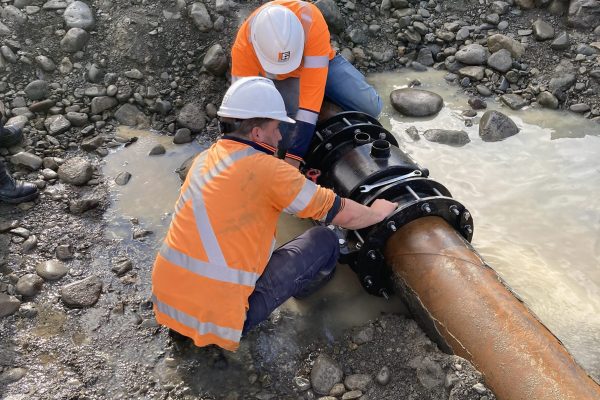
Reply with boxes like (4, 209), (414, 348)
(384, 216), (600, 400)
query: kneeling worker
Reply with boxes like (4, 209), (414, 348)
(151, 77), (396, 351)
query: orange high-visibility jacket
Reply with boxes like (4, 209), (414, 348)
(151, 137), (336, 351)
(231, 0), (336, 126)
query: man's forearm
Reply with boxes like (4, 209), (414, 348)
(331, 198), (397, 230)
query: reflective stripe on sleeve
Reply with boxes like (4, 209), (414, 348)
(303, 55), (329, 69)
(284, 179), (318, 214)
(152, 295), (242, 342)
(295, 109), (319, 125)
(159, 243), (260, 287)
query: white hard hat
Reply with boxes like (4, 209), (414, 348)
(217, 77), (295, 123)
(250, 5), (305, 75)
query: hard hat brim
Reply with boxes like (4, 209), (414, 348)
(254, 46), (303, 75)
(217, 109), (296, 124)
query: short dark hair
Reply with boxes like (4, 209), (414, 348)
(220, 117), (272, 136)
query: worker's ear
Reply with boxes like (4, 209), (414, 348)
(250, 125), (264, 142)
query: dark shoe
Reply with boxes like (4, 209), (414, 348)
(0, 124), (24, 148)
(0, 173), (39, 204)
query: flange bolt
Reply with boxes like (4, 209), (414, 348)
(422, 203), (432, 213)
(464, 225), (473, 235)
(368, 250), (377, 260)
(449, 205), (460, 216)
(463, 211), (471, 221)
(387, 221), (397, 232)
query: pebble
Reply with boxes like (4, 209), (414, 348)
(310, 354), (343, 395)
(56, 244), (74, 260)
(58, 156), (93, 186)
(149, 144), (166, 155)
(61, 275), (102, 308)
(0, 368), (27, 384)
(344, 374), (372, 391)
(472, 382), (487, 394)
(63, 1), (95, 30)
(293, 376), (311, 391)
(36, 259), (69, 280)
(329, 382), (345, 396)
(16, 273), (43, 297)
(0, 293), (21, 317)
(22, 235), (37, 252)
(390, 88), (443, 117)
(376, 366), (391, 385)
(479, 110), (519, 142)
(352, 326), (374, 345)
(115, 171), (132, 185)
(111, 257), (133, 276)
(341, 390), (362, 400)
(10, 152), (43, 170)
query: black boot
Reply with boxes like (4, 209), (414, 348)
(0, 123), (24, 148)
(0, 162), (39, 204)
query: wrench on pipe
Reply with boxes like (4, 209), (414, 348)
(358, 170), (422, 193)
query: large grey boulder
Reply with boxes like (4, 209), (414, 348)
(424, 129), (471, 146)
(177, 103), (206, 132)
(10, 152), (43, 170)
(114, 104), (148, 126)
(24, 80), (49, 100)
(1, 5), (27, 25)
(549, 73), (576, 92)
(310, 354), (343, 395)
(458, 66), (485, 81)
(532, 19), (555, 41)
(455, 44), (489, 65)
(57, 156), (93, 186)
(63, 1), (95, 30)
(488, 34), (525, 59)
(568, 0), (600, 30)
(60, 28), (89, 52)
(479, 110), (519, 142)
(202, 44), (228, 76)
(44, 115), (71, 135)
(487, 49), (512, 72)
(189, 3), (212, 32)
(0, 293), (20, 318)
(390, 88), (444, 117)
(61, 276), (102, 308)
(315, 0), (344, 33)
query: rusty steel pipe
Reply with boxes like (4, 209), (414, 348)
(384, 216), (600, 400)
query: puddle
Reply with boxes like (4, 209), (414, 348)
(369, 70), (600, 380)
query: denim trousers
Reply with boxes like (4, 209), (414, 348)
(273, 54), (383, 156)
(242, 226), (340, 335)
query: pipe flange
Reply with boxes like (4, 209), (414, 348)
(315, 111), (382, 131)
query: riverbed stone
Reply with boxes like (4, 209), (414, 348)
(486, 48), (512, 72)
(36, 259), (68, 280)
(203, 44), (228, 76)
(376, 366), (391, 385)
(537, 91), (559, 109)
(115, 171), (131, 185)
(424, 129), (470, 146)
(69, 198), (99, 214)
(550, 31), (569, 50)
(549, 73), (576, 93)
(570, 103), (590, 113)
(341, 390), (362, 400)
(568, 0), (600, 29)
(173, 128), (193, 144)
(61, 275), (102, 308)
(458, 66), (485, 81)
(344, 374), (372, 391)
(501, 94), (527, 110)
(532, 19), (555, 41)
(315, 0), (344, 33)
(66, 111), (88, 126)
(81, 135), (104, 151)
(310, 354), (343, 395)
(455, 44), (488, 65)
(58, 156), (93, 186)
(149, 144), (166, 155)
(177, 104), (206, 133)
(479, 110), (519, 142)
(24, 80), (49, 100)
(487, 34), (525, 59)
(63, 1), (95, 30)
(35, 55), (56, 72)
(114, 104), (146, 126)
(111, 257), (133, 276)
(352, 325), (374, 344)
(0, 293), (20, 317)
(0, 368), (27, 384)
(45, 115), (71, 135)
(390, 88), (443, 117)
(61, 27), (89, 52)
(91, 96), (118, 114)
(22, 235), (37, 252)
(16, 274), (43, 297)
(189, 2), (212, 32)
(10, 152), (43, 170)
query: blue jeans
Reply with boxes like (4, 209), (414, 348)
(272, 54), (383, 157)
(242, 226), (339, 334)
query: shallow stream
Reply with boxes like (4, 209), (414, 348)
(102, 70), (600, 382)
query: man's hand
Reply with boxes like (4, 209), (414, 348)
(331, 198), (398, 230)
(370, 199), (398, 220)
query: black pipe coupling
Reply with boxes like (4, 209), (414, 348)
(304, 112), (474, 297)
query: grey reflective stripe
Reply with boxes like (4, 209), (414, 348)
(160, 243), (260, 287)
(192, 192), (227, 265)
(284, 179), (318, 214)
(295, 109), (319, 125)
(152, 295), (242, 342)
(303, 55), (329, 68)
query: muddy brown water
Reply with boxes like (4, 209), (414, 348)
(103, 70), (599, 383)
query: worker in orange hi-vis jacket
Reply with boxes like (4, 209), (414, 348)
(231, 0), (382, 165)
(151, 77), (396, 352)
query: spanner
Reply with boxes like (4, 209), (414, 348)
(358, 170), (422, 193)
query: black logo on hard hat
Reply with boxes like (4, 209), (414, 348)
(278, 51), (291, 62)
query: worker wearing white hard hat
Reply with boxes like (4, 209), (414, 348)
(151, 76), (396, 351)
(231, 1), (382, 163)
